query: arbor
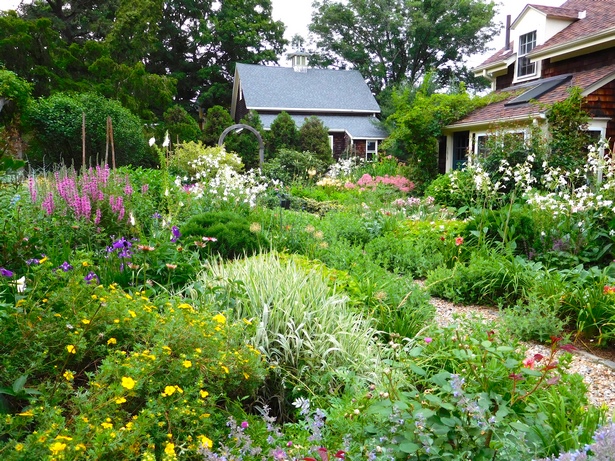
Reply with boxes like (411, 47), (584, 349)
(309, 0), (498, 94)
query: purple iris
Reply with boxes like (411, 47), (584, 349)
(26, 258), (40, 265)
(59, 261), (73, 272)
(0, 267), (14, 277)
(84, 271), (100, 285)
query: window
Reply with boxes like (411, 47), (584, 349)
(366, 140), (378, 160)
(517, 31), (537, 78)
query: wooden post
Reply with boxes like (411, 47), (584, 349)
(82, 112), (86, 169)
(105, 116), (110, 165)
(109, 117), (116, 169)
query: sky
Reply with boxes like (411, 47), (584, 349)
(0, 0), (565, 67)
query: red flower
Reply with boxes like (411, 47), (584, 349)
(455, 236), (464, 246)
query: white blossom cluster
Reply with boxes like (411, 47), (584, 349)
(180, 166), (278, 209)
(525, 141), (615, 222)
(325, 156), (363, 179)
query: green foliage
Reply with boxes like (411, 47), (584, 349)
(202, 105), (234, 146)
(193, 252), (381, 398)
(424, 171), (476, 208)
(545, 87), (592, 172)
(425, 252), (536, 306)
(358, 319), (605, 460)
(501, 296), (568, 343)
(158, 105), (201, 145)
(298, 116), (334, 165)
(226, 110), (265, 170)
(309, 0), (498, 94)
(261, 148), (324, 184)
(384, 83), (498, 185)
(0, 69), (32, 124)
(181, 211), (269, 260)
(267, 111), (299, 156)
(24, 92), (150, 168)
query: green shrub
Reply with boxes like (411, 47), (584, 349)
(0, 275), (266, 459)
(261, 148), (325, 184)
(298, 116), (333, 165)
(425, 253), (534, 306)
(423, 170), (476, 209)
(181, 211), (269, 259)
(501, 296), (568, 342)
(266, 111), (299, 156)
(24, 92), (150, 169)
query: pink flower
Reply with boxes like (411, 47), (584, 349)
(424, 337), (433, 344)
(240, 421), (249, 429)
(522, 357), (535, 369)
(455, 236), (464, 246)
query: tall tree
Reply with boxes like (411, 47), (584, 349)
(145, 0), (286, 109)
(309, 0), (498, 94)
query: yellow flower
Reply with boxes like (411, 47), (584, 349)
(39, 256), (48, 264)
(63, 371), (74, 381)
(55, 435), (73, 441)
(182, 360), (192, 368)
(91, 294), (98, 300)
(101, 422), (113, 429)
(221, 365), (229, 374)
(212, 313), (226, 324)
(164, 442), (176, 456)
(66, 345), (76, 354)
(115, 397), (127, 404)
(163, 385), (176, 396)
(107, 337), (117, 345)
(243, 372), (250, 380)
(125, 294), (133, 300)
(81, 319), (91, 325)
(197, 435), (213, 448)
(15, 443), (24, 451)
(114, 318), (120, 323)
(82, 261), (89, 267)
(121, 376), (136, 390)
(75, 444), (86, 451)
(195, 348), (202, 354)
(128, 310), (137, 318)
(199, 390), (209, 399)
(177, 303), (193, 310)
(49, 442), (67, 454)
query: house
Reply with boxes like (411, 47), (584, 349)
(441, 0), (615, 172)
(230, 52), (388, 159)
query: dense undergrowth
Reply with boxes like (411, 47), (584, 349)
(1, 144), (614, 460)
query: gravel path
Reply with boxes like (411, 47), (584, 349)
(428, 296), (615, 414)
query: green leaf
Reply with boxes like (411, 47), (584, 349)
(510, 421), (531, 432)
(398, 442), (420, 454)
(13, 375), (27, 393)
(409, 362), (427, 376)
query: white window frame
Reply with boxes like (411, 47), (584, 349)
(515, 31), (539, 83)
(365, 140), (378, 160)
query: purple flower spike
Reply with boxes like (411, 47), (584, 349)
(171, 226), (181, 242)
(0, 267), (14, 277)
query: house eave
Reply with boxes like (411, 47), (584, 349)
(444, 113), (545, 131)
(247, 107), (380, 115)
(529, 27), (615, 62)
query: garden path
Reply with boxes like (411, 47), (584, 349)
(427, 295), (615, 415)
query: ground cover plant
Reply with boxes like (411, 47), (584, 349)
(1, 146), (614, 460)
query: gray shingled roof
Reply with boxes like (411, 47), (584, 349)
(259, 114), (388, 139)
(236, 63), (381, 113)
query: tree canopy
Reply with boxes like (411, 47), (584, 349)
(309, 0), (498, 95)
(1, 0), (287, 114)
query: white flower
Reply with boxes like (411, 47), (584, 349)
(162, 131), (170, 148)
(148, 137), (156, 147)
(129, 212), (136, 226)
(15, 276), (26, 293)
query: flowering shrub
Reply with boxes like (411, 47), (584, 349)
(1, 270), (266, 460)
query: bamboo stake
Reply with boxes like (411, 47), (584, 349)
(82, 112), (86, 169)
